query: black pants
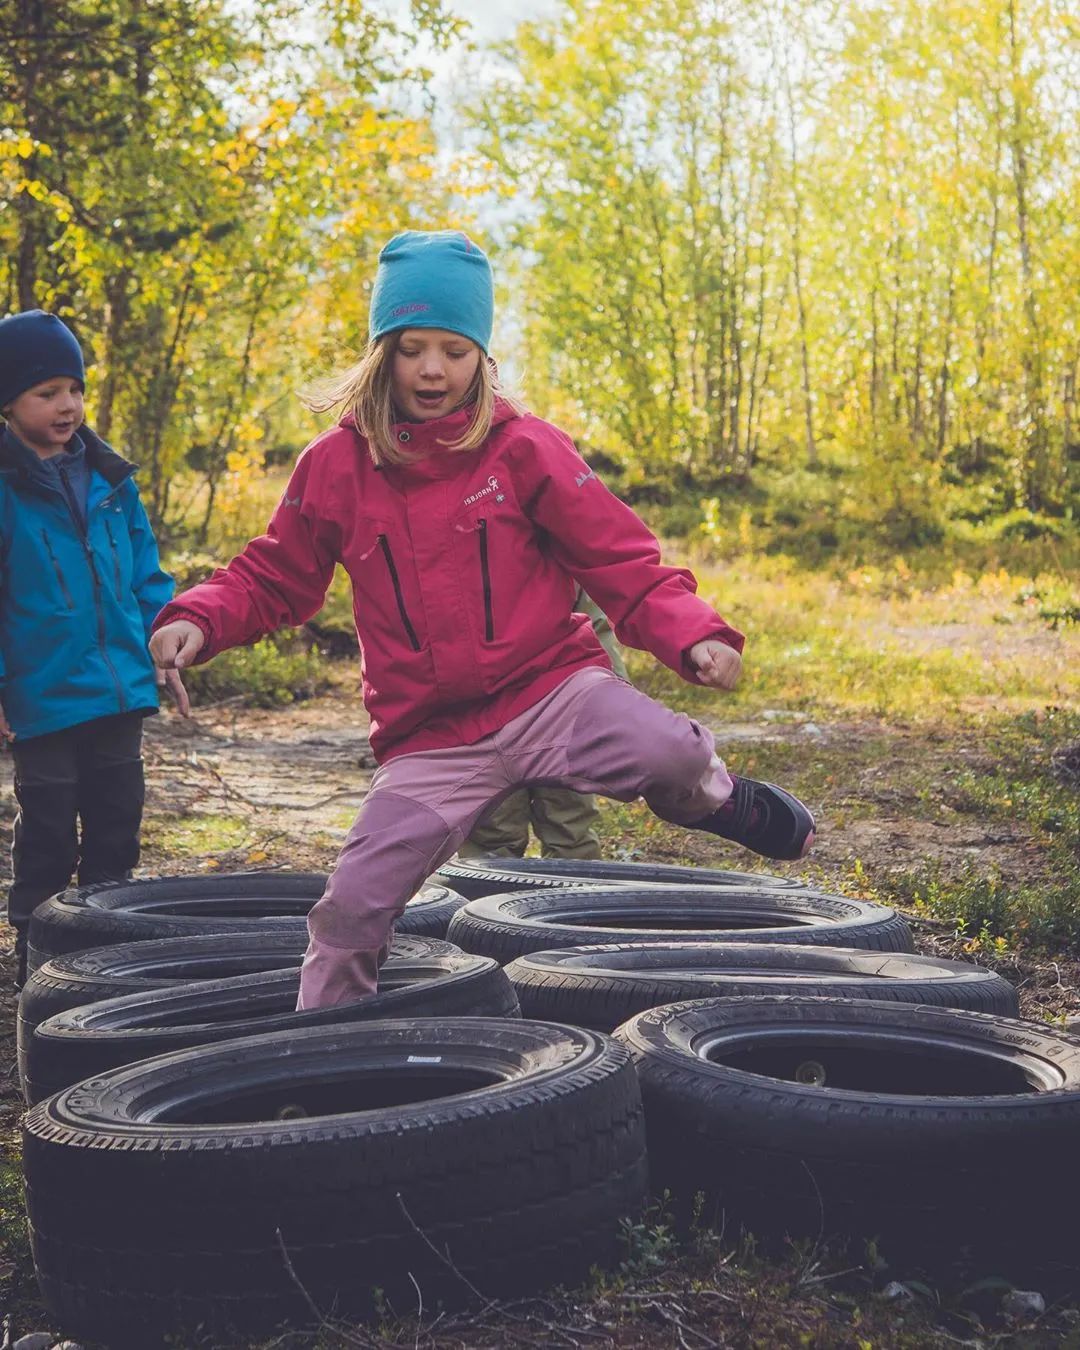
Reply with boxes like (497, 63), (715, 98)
(7, 711), (146, 940)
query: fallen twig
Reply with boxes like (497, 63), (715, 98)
(274, 1227), (380, 1349)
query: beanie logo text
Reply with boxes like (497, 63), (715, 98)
(391, 302), (433, 319)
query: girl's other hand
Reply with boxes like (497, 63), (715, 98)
(689, 639), (742, 691)
(0, 699), (14, 746)
(150, 620), (205, 672)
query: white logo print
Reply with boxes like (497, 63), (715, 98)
(463, 476), (503, 507)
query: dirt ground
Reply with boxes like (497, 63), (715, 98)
(3, 670), (1075, 1039)
(1, 668), (1079, 1347)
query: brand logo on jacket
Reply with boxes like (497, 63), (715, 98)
(463, 476), (504, 507)
(575, 469), (596, 488)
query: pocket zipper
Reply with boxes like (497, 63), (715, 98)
(478, 518), (494, 640)
(104, 520), (123, 599)
(41, 531), (75, 610)
(377, 534), (421, 652)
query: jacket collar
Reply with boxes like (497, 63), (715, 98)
(0, 422), (136, 489)
(341, 398), (521, 481)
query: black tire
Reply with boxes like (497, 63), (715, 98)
(447, 887), (913, 963)
(24, 1018), (647, 1348)
(614, 996), (1080, 1283)
(434, 856), (798, 899)
(27, 873), (466, 970)
(504, 942), (1019, 1031)
(17, 931), (460, 1063)
(23, 953), (520, 1104)
(393, 881), (470, 937)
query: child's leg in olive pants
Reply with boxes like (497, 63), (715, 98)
(298, 668), (731, 1009)
(457, 785), (602, 859)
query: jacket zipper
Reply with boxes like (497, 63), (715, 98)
(377, 534), (421, 652)
(41, 531), (76, 610)
(478, 518), (494, 640)
(104, 519), (123, 599)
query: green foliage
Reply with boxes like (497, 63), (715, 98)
(164, 551), (221, 595)
(0, 0), (465, 534)
(183, 634), (329, 709)
(469, 0), (1079, 544)
(618, 1213), (680, 1277)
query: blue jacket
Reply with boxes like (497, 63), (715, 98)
(0, 424), (173, 740)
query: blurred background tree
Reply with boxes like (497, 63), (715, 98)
(1, 0), (1076, 563)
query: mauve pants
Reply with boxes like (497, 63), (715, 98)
(297, 668), (733, 1009)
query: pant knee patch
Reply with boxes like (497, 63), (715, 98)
(309, 793), (458, 949)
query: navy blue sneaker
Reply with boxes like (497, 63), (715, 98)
(692, 777), (815, 861)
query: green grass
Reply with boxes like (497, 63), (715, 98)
(0, 1159), (47, 1327)
(616, 559), (1080, 957)
(143, 812), (254, 858)
(629, 554), (1077, 724)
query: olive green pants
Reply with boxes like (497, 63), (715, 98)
(457, 785), (603, 860)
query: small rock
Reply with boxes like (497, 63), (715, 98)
(1002, 1289), (1045, 1319)
(800, 722), (824, 738)
(53, 1343), (86, 1350)
(13, 1334), (56, 1350)
(879, 1281), (915, 1302)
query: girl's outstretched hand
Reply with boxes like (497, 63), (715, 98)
(150, 620), (205, 672)
(689, 639), (742, 690)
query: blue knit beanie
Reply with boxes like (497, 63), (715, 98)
(369, 230), (494, 352)
(0, 310), (85, 409)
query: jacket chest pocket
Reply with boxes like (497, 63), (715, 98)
(350, 527), (422, 653)
(40, 529), (76, 611)
(452, 511), (495, 641)
(101, 507), (129, 601)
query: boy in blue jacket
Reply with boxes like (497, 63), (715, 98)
(0, 310), (185, 987)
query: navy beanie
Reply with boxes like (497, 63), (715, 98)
(369, 230), (494, 352)
(0, 310), (85, 409)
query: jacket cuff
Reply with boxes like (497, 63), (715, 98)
(153, 606), (215, 663)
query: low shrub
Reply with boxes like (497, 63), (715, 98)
(183, 633), (330, 708)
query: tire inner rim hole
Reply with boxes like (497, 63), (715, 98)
(556, 912), (816, 931)
(139, 958), (302, 980)
(166, 1066), (506, 1124)
(132, 974), (422, 1027)
(119, 899), (317, 917)
(703, 1032), (1058, 1096)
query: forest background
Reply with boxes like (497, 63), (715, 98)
(3, 0), (1077, 573)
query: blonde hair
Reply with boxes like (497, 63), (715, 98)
(304, 332), (523, 468)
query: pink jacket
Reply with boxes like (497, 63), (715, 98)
(154, 401), (744, 762)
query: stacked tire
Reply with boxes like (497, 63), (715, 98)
(438, 862), (1076, 1289)
(22, 855), (1064, 1343)
(613, 996), (1080, 1289)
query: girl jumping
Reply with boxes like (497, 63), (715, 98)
(150, 229), (815, 1010)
